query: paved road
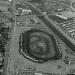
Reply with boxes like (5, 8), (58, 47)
(21, 1), (43, 16)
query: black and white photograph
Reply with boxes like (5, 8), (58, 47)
(0, 0), (75, 75)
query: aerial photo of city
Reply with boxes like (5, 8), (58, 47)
(0, 0), (75, 75)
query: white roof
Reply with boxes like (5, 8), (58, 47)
(22, 9), (32, 12)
